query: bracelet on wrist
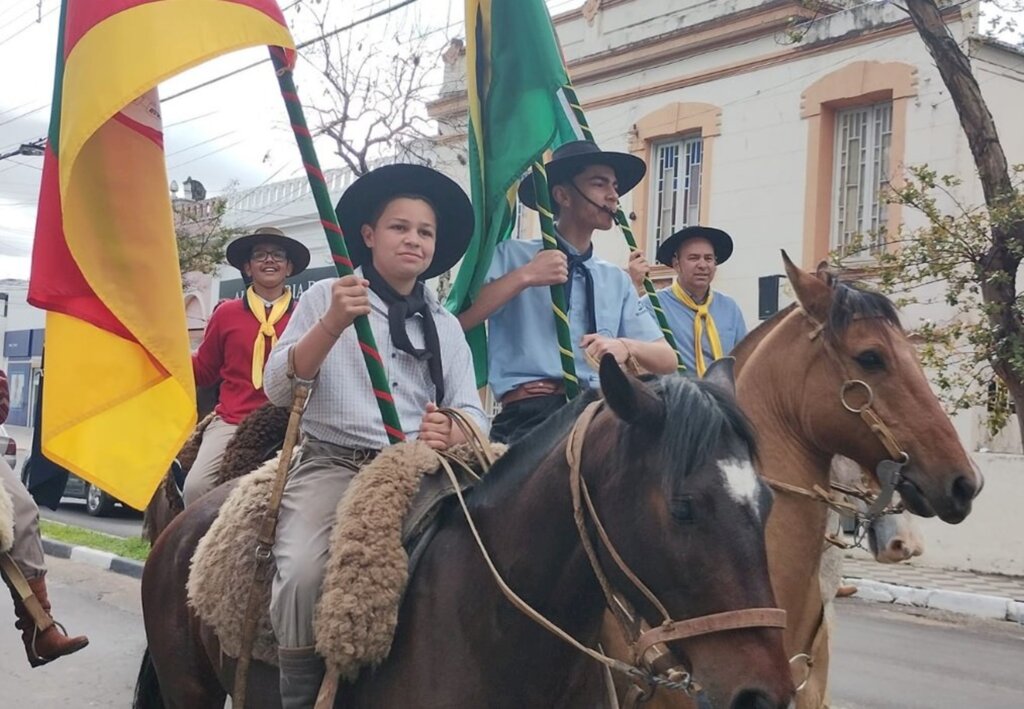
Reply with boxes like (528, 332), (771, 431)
(318, 317), (342, 338)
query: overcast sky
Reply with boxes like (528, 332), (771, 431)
(0, 0), (507, 278)
(0, 0), (1017, 280)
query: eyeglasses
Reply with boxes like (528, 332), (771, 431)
(250, 248), (289, 263)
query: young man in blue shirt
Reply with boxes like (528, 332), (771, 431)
(458, 140), (677, 444)
(628, 226), (747, 375)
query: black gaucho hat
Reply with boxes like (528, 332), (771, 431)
(656, 226), (734, 267)
(226, 226), (311, 276)
(517, 139), (646, 211)
(335, 164), (474, 280)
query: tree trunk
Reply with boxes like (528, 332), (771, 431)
(905, 0), (1024, 444)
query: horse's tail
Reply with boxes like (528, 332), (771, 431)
(132, 647), (165, 709)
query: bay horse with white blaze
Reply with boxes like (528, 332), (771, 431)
(135, 357), (795, 708)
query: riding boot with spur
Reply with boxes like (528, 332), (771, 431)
(278, 645), (326, 709)
(3, 570), (89, 667)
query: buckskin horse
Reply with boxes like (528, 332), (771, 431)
(606, 254), (980, 708)
(134, 357), (795, 708)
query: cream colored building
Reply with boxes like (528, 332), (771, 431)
(427, 0), (1024, 573)
(427, 0), (1024, 454)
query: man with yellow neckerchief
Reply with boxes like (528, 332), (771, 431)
(184, 227), (310, 506)
(628, 226), (746, 375)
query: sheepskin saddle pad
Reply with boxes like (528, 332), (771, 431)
(187, 439), (502, 679)
(0, 481), (14, 554)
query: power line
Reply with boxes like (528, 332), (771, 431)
(163, 0), (420, 102)
(0, 103), (47, 129)
(0, 4), (57, 50)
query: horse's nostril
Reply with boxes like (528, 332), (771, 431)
(731, 689), (776, 709)
(951, 474), (978, 506)
(890, 539), (905, 554)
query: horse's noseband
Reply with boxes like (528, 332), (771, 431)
(566, 401), (787, 701)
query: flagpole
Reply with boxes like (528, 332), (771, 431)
(531, 161), (581, 399)
(268, 47), (404, 443)
(560, 83), (686, 373)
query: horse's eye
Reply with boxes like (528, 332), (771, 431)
(854, 350), (885, 372)
(670, 495), (695, 524)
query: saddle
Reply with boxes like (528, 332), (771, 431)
(187, 438), (504, 678)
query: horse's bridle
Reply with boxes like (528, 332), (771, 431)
(437, 402), (792, 707)
(565, 401), (789, 705)
(764, 308), (910, 523)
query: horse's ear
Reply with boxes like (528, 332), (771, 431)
(815, 260), (836, 287)
(782, 250), (832, 322)
(702, 357), (736, 396)
(599, 354), (664, 428)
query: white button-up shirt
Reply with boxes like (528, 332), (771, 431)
(264, 274), (489, 449)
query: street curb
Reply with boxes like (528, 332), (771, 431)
(41, 537), (144, 580)
(843, 575), (1024, 624)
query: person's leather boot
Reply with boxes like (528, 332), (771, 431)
(278, 645), (326, 709)
(7, 574), (89, 667)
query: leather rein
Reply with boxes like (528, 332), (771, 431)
(439, 401), (787, 705)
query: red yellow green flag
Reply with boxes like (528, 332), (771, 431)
(28, 0), (294, 509)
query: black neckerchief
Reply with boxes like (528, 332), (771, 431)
(555, 232), (597, 334)
(361, 262), (445, 404)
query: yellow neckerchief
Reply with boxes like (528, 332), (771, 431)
(672, 280), (723, 376)
(245, 286), (291, 389)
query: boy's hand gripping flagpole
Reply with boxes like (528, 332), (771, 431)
(269, 47), (404, 442)
(531, 161), (581, 400)
(561, 83), (686, 373)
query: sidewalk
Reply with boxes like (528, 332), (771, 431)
(841, 549), (1024, 623)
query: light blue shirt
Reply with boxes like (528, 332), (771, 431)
(485, 238), (663, 398)
(641, 286), (747, 372)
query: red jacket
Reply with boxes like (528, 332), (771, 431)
(192, 298), (294, 424)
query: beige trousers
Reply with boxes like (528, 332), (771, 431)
(182, 416), (238, 506)
(0, 459), (46, 579)
(269, 438), (365, 649)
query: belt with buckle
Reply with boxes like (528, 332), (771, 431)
(500, 379), (565, 406)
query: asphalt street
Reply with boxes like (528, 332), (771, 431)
(39, 503), (144, 539)
(0, 557), (145, 708)
(12, 448), (146, 539)
(2, 559), (1023, 707)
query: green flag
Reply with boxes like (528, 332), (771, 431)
(446, 0), (581, 386)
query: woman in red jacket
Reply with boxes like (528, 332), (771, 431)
(184, 226), (310, 506)
(0, 368), (90, 666)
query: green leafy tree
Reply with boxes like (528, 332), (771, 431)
(174, 197), (239, 284)
(820, 0), (1024, 442)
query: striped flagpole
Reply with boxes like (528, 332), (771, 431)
(531, 161), (581, 400)
(269, 47), (405, 443)
(560, 82), (686, 373)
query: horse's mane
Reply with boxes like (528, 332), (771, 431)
(648, 376), (759, 498)
(825, 281), (902, 342)
(469, 389), (601, 509)
(733, 280), (901, 362)
(471, 376), (757, 506)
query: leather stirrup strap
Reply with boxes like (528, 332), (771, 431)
(0, 552), (53, 631)
(233, 348), (311, 708)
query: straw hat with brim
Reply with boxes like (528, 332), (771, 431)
(226, 227), (311, 276)
(335, 164), (474, 280)
(517, 140), (647, 211)
(656, 226), (734, 267)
